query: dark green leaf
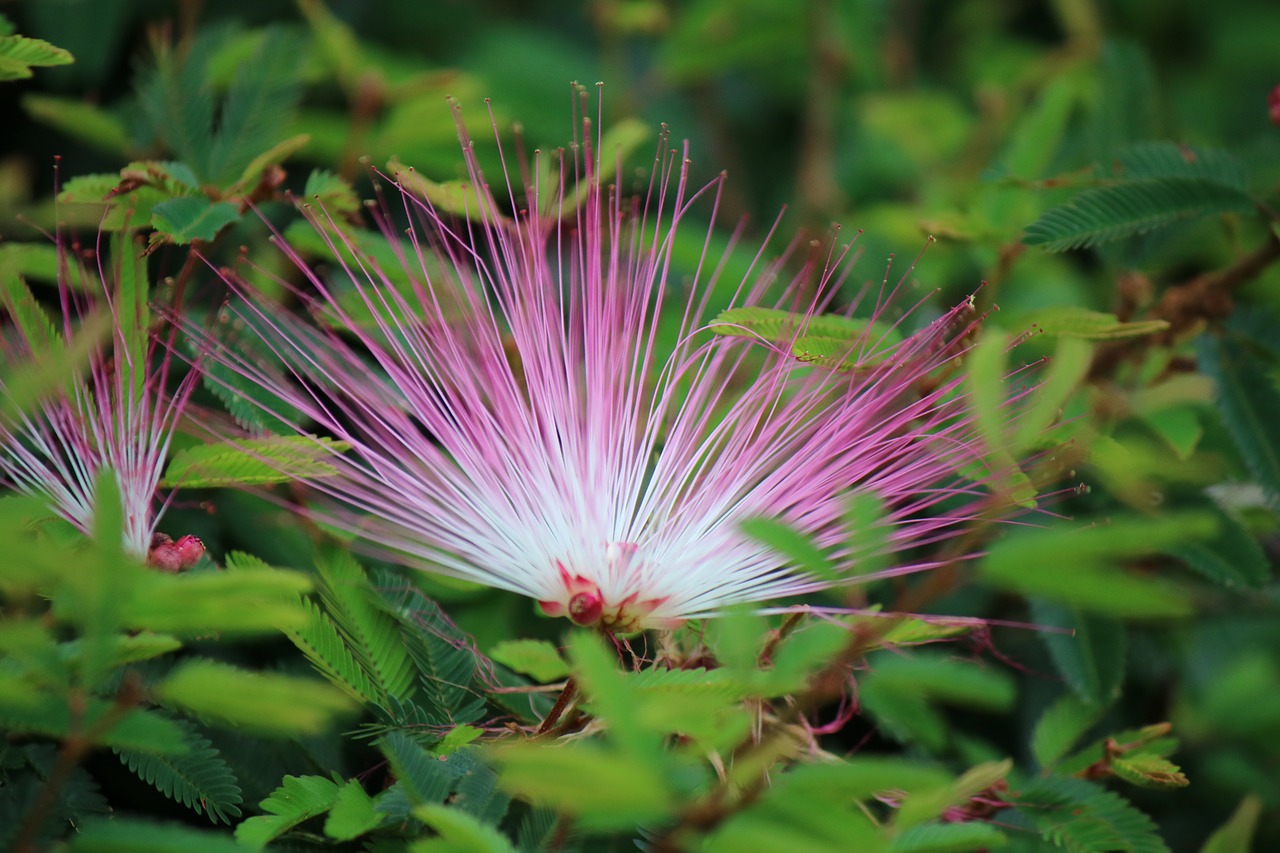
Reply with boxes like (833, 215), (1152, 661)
(1023, 178), (1256, 252)
(205, 28), (306, 184)
(1197, 333), (1280, 506)
(116, 718), (243, 824)
(890, 820), (1008, 852)
(1112, 142), (1249, 190)
(1032, 693), (1103, 769)
(1031, 601), (1126, 707)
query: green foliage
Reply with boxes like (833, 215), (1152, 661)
(234, 774), (342, 849)
(150, 197), (242, 244)
(160, 436), (350, 488)
(710, 305), (902, 370)
(1197, 332), (1280, 506)
(5, 0), (1280, 849)
(0, 15), (73, 81)
(1023, 178), (1257, 251)
(115, 718), (243, 824)
(981, 515), (1214, 617)
(1008, 777), (1169, 853)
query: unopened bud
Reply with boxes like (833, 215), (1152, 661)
(146, 532), (206, 572)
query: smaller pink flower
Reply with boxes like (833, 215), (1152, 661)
(0, 231), (200, 563)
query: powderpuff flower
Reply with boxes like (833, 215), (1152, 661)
(197, 95), (1015, 630)
(0, 233), (203, 570)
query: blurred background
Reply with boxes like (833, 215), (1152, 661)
(3, 1), (1280, 849)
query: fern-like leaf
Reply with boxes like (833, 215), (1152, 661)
(1013, 777), (1169, 853)
(0, 29), (73, 81)
(375, 573), (487, 724)
(116, 718), (243, 824)
(314, 551), (418, 707)
(1197, 333), (1280, 506)
(1023, 178), (1256, 251)
(284, 596), (382, 704)
(137, 30), (220, 179)
(1110, 142), (1248, 190)
(205, 27), (306, 185)
(235, 774), (341, 849)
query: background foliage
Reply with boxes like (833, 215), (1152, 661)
(2, 0), (1279, 851)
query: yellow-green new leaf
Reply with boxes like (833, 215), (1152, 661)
(156, 660), (357, 736)
(161, 436), (349, 488)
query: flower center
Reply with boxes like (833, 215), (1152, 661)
(537, 548), (678, 631)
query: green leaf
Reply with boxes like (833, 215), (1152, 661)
(895, 760), (1013, 828)
(312, 551), (418, 708)
(1, 265), (62, 353)
(1011, 777), (1169, 853)
(488, 639), (570, 683)
(231, 133), (311, 194)
(137, 33), (218, 177)
(864, 652), (1017, 712)
(0, 692), (187, 755)
(205, 28), (306, 184)
(890, 821), (1008, 852)
(323, 779), (380, 841)
(376, 578), (487, 724)
(964, 331), (1038, 506)
(111, 230), (149, 404)
(235, 775), (342, 850)
(711, 305), (901, 365)
(1112, 141), (1249, 190)
(22, 93), (129, 154)
(116, 718), (243, 824)
(150, 197), (242, 244)
(1024, 307), (1169, 340)
(69, 818), (257, 853)
(1032, 693), (1104, 769)
(1032, 601), (1127, 707)
(413, 803), (519, 853)
(285, 597), (382, 703)
(126, 567), (312, 636)
(302, 168), (362, 215)
(155, 660), (357, 736)
(1012, 336), (1091, 452)
(195, 301), (310, 434)
(1110, 753), (1189, 789)
(391, 158), (501, 221)
(740, 516), (837, 582)
(981, 515), (1214, 618)
(0, 241), (61, 286)
(1199, 796), (1263, 853)
(999, 74), (1082, 179)
(1171, 503), (1269, 589)
(493, 740), (676, 832)
(160, 436), (349, 487)
(0, 31), (73, 81)
(1023, 178), (1257, 252)
(379, 730), (454, 807)
(1197, 333), (1280, 505)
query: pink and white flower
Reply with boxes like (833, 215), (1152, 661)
(0, 233), (202, 569)
(197, 95), (1012, 630)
